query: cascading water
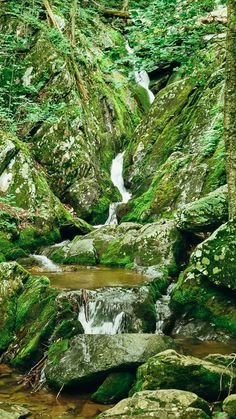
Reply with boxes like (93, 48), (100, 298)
(30, 254), (63, 272)
(126, 43), (155, 104)
(77, 286), (152, 335)
(79, 300), (125, 334)
(105, 151), (132, 225)
(155, 284), (174, 334)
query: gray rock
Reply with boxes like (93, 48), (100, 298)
(98, 389), (211, 418)
(45, 334), (174, 390)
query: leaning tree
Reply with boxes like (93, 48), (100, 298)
(225, 0), (236, 219)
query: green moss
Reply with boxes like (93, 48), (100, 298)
(91, 372), (134, 404)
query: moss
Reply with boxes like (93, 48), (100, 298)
(54, 319), (84, 339)
(100, 238), (133, 267)
(171, 267), (236, 336)
(47, 339), (69, 367)
(91, 372), (135, 404)
(16, 226), (61, 253)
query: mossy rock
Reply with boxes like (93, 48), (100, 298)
(0, 262), (29, 352)
(133, 349), (236, 401)
(176, 185), (228, 232)
(98, 389), (211, 418)
(188, 219), (236, 290)
(223, 394), (236, 418)
(91, 372), (135, 404)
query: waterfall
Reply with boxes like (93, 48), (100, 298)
(30, 254), (63, 272)
(77, 287), (150, 334)
(105, 152), (131, 225)
(155, 284), (174, 334)
(126, 43), (155, 104)
(79, 300), (125, 334)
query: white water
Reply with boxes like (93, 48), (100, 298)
(30, 254), (63, 272)
(79, 300), (125, 334)
(155, 284), (174, 334)
(105, 152), (132, 225)
(126, 43), (155, 104)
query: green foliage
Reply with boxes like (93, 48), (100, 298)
(125, 0), (226, 75)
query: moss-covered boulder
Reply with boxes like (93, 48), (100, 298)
(171, 267), (236, 337)
(91, 372), (134, 404)
(122, 63), (225, 223)
(189, 219), (236, 290)
(0, 262), (29, 352)
(45, 334), (174, 391)
(101, 220), (186, 276)
(132, 349), (236, 401)
(0, 262), (83, 368)
(223, 394), (236, 418)
(45, 220), (186, 276)
(176, 185), (228, 232)
(171, 219), (236, 336)
(98, 389), (211, 418)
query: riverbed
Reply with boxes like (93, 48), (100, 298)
(1, 339), (236, 418)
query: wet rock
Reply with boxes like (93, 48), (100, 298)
(44, 334), (175, 390)
(171, 317), (231, 342)
(223, 394), (236, 418)
(0, 403), (31, 418)
(176, 185), (228, 232)
(91, 372), (135, 404)
(133, 349), (236, 401)
(97, 389), (211, 418)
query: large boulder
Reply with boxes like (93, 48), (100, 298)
(101, 220), (186, 276)
(171, 219), (236, 337)
(98, 389), (211, 418)
(122, 66), (226, 223)
(176, 185), (228, 232)
(44, 334), (175, 390)
(44, 220), (186, 276)
(0, 262), (29, 352)
(133, 349), (236, 401)
(0, 262), (83, 368)
(189, 219), (236, 290)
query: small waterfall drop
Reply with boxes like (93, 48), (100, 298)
(155, 284), (174, 334)
(30, 254), (63, 272)
(79, 300), (125, 334)
(105, 151), (131, 225)
(126, 43), (155, 104)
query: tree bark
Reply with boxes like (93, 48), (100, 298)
(225, 0), (236, 219)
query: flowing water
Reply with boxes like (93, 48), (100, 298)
(30, 254), (63, 272)
(0, 364), (112, 419)
(105, 152), (132, 225)
(126, 42), (155, 104)
(77, 286), (148, 335)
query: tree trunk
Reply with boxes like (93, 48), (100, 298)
(225, 0), (236, 219)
